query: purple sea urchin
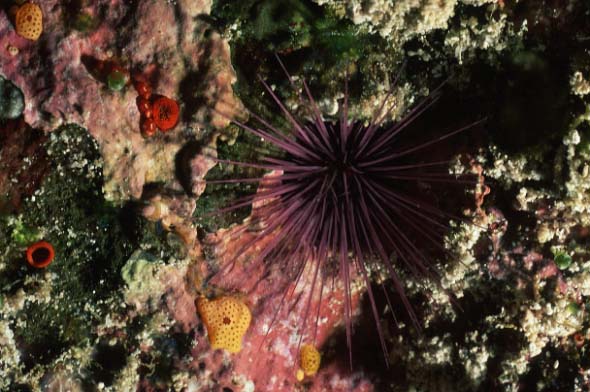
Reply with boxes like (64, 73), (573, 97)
(209, 60), (481, 365)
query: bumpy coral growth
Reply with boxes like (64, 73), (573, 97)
(15, 2), (43, 41)
(133, 80), (180, 137)
(197, 296), (251, 353)
(299, 344), (321, 377)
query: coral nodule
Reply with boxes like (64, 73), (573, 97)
(133, 80), (180, 137)
(25, 240), (55, 268)
(211, 59), (480, 364)
(196, 295), (252, 353)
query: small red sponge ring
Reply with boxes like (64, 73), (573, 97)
(26, 240), (55, 268)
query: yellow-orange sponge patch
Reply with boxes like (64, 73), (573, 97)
(197, 296), (251, 353)
(15, 2), (43, 41)
(300, 344), (321, 377)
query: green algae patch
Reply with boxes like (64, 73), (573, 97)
(211, 0), (390, 124)
(21, 124), (134, 295)
(554, 253), (572, 270)
(194, 130), (264, 232)
(9, 218), (41, 247)
(1, 124), (135, 376)
(107, 69), (129, 92)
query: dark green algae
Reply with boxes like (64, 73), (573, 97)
(210, 0), (396, 125)
(0, 125), (130, 368)
(0, 125), (179, 378)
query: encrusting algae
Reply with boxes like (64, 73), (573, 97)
(196, 296), (251, 353)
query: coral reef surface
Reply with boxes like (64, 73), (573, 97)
(1, 0), (590, 391)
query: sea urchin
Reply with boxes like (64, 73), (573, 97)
(209, 59), (480, 365)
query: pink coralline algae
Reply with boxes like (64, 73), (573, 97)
(160, 219), (375, 392)
(0, 0), (243, 202)
(137, 205), (374, 391)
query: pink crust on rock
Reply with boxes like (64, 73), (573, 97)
(157, 220), (374, 391)
(212, 226), (370, 391)
(144, 188), (373, 390)
(0, 0), (243, 201)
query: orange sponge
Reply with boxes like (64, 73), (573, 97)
(15, 2), (43, 41)
(197, 296), (251, 353)
(300, 344), (321, 377)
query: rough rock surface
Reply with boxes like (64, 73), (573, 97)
(0, 0), (242, 201)
(0, 118), (49, 213)
(201, 223), (368, 391)
(2, 0), (590, 391)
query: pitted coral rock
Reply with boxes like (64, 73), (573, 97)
(197, 296), (251, 353)
(300, 344), (321, 377)
(15, 2), (43, 41)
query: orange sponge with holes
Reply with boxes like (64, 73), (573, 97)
(300, 344), (321, 376)
(197, 296), (251, 353)
(15, 2), (43, 41)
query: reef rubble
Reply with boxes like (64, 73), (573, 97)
(1, 0), (590, 391)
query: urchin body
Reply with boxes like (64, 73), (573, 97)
(212, 63), (477, 364)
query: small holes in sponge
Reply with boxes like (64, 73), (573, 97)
(197, 296), (251, 353)
(300, 344), (321, 377)
(15, 2), (43, 41)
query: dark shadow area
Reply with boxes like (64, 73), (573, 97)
(518, 344), (580, 392)
(11, 385), (33, 392)
(86, 341), (128, 386)
(324, 277), (529, 391)
(478, 327), (528, 391)
(486, 52), (570, 153)
(321, 283), (428, 390)
(192, 131), (263, 232)
(178, 69), (208, 125)
(18, 325), (67, 372)
(506, 0), (590, 45)
(175, 138), (208, 196)
(0, 118), (49, 214)
(81, 54), (114, 85)
(178, 26), (218, 125)
(118, 199), (145, 245)
(136, 333), (186, 389)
